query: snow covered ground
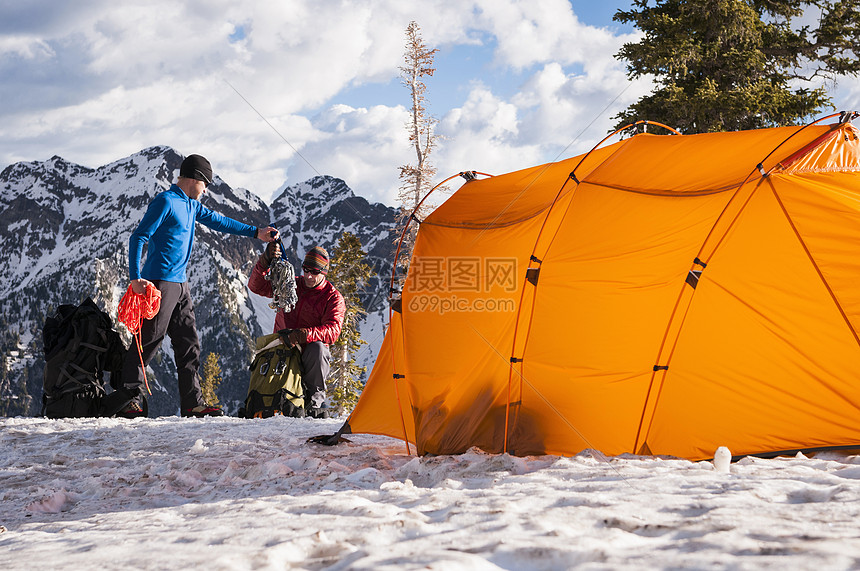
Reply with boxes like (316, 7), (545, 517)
(3, 415), (860, 570)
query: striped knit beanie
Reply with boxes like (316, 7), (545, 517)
(303, 246), (330, 274)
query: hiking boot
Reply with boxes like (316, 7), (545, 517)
(117, 398), (146, 419)
(306, 406), (331, 419)
(181, 405), (224, 418)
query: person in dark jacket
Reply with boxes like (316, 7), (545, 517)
(248, 244), (346, 417)
(118, 154), (278, 418)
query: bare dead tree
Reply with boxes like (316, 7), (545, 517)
(395, 21), (442, 278)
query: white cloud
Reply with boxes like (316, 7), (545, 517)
(831, 77), (860, 113)
(2, 0), (854, 211)
(0, 36), (55, 59)
(2, 0), (626, 205)
(511, 62), (655, 148)
(438, 84), (538, 176)
(285, 103), (411, 205)
(470, 0), (635, 71)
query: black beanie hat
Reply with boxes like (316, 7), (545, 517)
(179, 154), (213, 185)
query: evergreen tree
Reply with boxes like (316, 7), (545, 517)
(395, 21), (444, 277)
(613, 0), (860, 133)
(0, 352), (17, 417)
(327, 232), (373, 415)
(201, 352), (222, 407)
(0, 317), (29, 417)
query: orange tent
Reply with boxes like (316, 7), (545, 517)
(341, 116), (860, 461)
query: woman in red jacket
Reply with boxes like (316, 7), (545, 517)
(248, 245), (345, 416)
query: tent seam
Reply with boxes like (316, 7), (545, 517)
(768, 185), (860, 350)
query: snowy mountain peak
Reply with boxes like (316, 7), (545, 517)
(0, 147), (398, 417)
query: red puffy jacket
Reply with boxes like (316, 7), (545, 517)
(248, 259), (345, 345)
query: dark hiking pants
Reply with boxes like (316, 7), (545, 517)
(302, 341), (330, 406)
(120, 280), (203, 410)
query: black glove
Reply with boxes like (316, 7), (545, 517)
(260, 241), (281, 269)
(277, 328), (307, 347)
(278, 328), (293, 346)
(288, 329), (308, 346)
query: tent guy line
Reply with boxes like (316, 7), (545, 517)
(224, 76), (386, 296)
(223, 78), (322, 179)
(466, 80), (636, 247)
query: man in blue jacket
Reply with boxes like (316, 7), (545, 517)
(118, 154), (278, 418)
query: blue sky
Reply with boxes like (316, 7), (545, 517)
(0, 1), (857, 206)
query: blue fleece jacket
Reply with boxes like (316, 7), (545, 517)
(129, 185), (257, 282)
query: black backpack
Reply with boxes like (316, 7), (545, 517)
(238, 333), (305, 418)
(42, 298), (127, 418)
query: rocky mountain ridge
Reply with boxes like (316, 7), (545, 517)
(0, 146), (397, 417)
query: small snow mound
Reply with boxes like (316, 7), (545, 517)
(835, 466), (860, 480)
(786, 484), (845, 504)
(189, 439), (209, 454)
(26, 490), (73, 513)
(344, 467), (383, 485)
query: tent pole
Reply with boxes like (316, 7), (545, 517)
(504, 121), (680, 454)
(388, 171), (492, 455)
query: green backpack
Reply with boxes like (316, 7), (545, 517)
(239, 333), (305, 418)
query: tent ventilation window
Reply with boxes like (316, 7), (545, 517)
(686, 270), (702, 289)
(526, 255), (542, 286)
(653, 365), (668, 372)
(839, 111), (859, 124)
(686, 258), (707, 289)
(390, 297), (403, 313)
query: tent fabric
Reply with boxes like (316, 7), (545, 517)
(344, 121), (860, 461)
